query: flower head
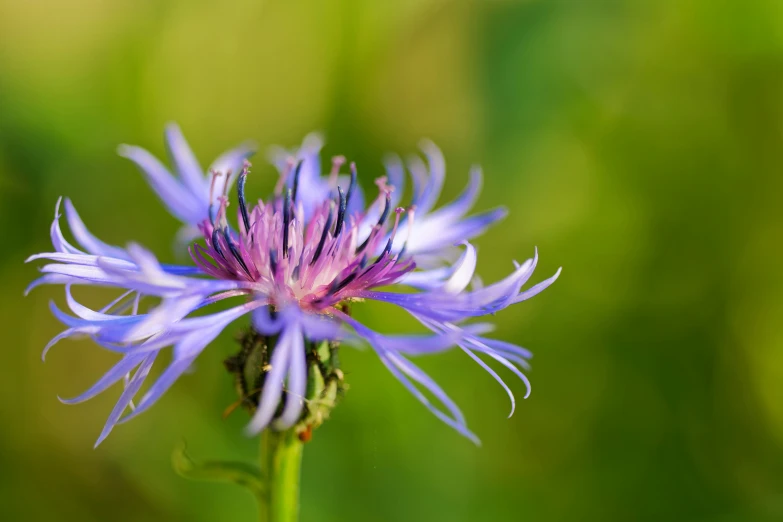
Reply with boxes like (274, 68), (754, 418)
(27, 125), (560, 446)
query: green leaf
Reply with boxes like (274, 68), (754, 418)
(172, 441), (265, 498)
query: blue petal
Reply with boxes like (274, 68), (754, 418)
(382, 154), (406, 209)
(405, 207), (507, 255)
(63, 198), (131, 260)
(274, 322), (306, 430)
(442, 242), (477, 294)
(458, 345), (516, 417)
(119, 325), (226, 423)
(246, 318), (296, 434)
(59, 353), (148, 404)
(164, 123), (207, 198)
(409, 140), (446, 216)
(94, 352), (157, 447)
(118, 144), (203, 224)
(510, 267), (562, 304)
(334, 311), (478, 443)
(380, 351), (479, 445)
(50, 197), (83, 255)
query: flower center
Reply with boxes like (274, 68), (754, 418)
(189, 161), (415, 311)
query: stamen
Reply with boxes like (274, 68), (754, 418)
(211, 228), (226, 260)
(216, 196), (230, 230)
(310, 203), (334, 266)
(269, 248), (278, 276)
(329, 156), (346, 187)
(275, 157), (296, 196)
(374, 175), (391, 193)
(329, 272), (358, 295)
(223, 228), (252, 277)
(282, 189), (292, 257)
(376, 192), (392, 227)
(222, 170), (233, 199)
(192, 151), (420, 304)
(237, 161), (252, 234)
(334, 186), (346, 237)
(208, 170), (224, 225)
(345, 162), (358, 210)
(388, 207), (404, 242)
(291, 160), (303, 203)
(356, 192), (391, 254)
(376, 238), (393, 262)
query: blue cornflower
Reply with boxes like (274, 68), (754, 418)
(27, 124), (560, 446)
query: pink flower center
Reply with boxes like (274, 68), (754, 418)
(189, 164), (415, 312)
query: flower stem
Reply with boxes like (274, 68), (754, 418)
(259, 429), (304, 522)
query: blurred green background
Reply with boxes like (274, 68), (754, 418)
(2, 0), (783, 520)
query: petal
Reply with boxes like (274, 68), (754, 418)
(332, 309), (478, 443)
(381, 351), (479, 444)
(245, 319), (294, 434)
(63, 198), (131, 260)
(510, 267), (562, 304)
(405, 207), (507, 255)
(121, 293), (204, 342)
(164, 123), (207, 197)
(409, 140), (446, 216)
(274, 321), (306, 429)
(50, 197), (83, 255)
(117, 144), (203, 224)
(42, 326), (99, 361)
(25, 273), (80, 296)
(59, 353), (148, 404)
(252, 306), (284, 335)
(300, 312), (344, 340)
(268, 133), (330, 220)
(458, 346), (516, 417)
(382, 154), (406, 209)
(94, 352), (157, 447)
(119, 325), (226, 423)
(64, 286), (136, 322)
(425, 166), (483, 225)
(398, 265), (454, 290)
(442, 242), (477, 294)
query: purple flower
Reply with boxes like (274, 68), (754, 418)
(27, 125), (560, 446)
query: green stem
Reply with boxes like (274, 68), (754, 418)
(258, 430), (304, 522)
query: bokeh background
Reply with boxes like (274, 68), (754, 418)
(2, 0), (783, 520)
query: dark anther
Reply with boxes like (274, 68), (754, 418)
(237, 164), (252, 234)
(223, 228), (252, 277)
(329, 272), (358, 295)
(310, 205), (334, 266)
(360, 239), (392, 277)
(291, 160), (303, 203)
(269, 249), (278, 276)
(377, 192), (392, 228)
(334, 186), (347, 238)
(345, 162), (358, 210)
(212, 228), (226, 260)
(283, 189), (292, 258)
(376, 238), (393, 263)
(355, 235), (371, 255)
(356, 193), (392, 254)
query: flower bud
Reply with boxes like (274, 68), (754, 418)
(225, 328), (345, 440)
